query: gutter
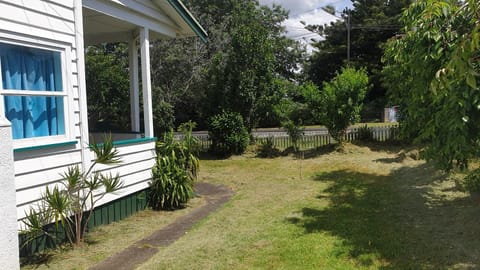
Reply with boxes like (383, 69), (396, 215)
(166, 0), (208, 43)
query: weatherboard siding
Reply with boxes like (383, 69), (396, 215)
(2, 1), (159, 226)
(0, 0), (83, 223)
(92, 141), (157, 207)
(14, 139), (157, 225)
(15, 140), (156, 226)
(0, 1), (76, 44)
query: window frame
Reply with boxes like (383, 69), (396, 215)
(0, 36), (75, 150)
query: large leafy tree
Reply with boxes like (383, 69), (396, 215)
(306, 0), (410, 120)
(185, 0), (304, 80)
(152, 0), (236, 130)
(150, 38), (206, 131)
(85, 1), (305, 132)
(382, 0), (480, 170)
(202, 1), (299, 131)
(149, 0), (304, 130)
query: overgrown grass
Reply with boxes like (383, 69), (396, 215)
(22, 143), (480, 269)
(139, 144), (480, 270)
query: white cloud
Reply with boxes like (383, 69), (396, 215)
(283, 9), (340, 54)
(259, 0), (352, 16)
(258, 0), (351, 54)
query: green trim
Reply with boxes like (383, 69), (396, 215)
(113, 137), (157, 146)
(92, 137), (157, 148)
(14, 140), (77, 153)
(91, 131), (142, 135)
(167, 0), (208, 44)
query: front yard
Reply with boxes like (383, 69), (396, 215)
(23, 143), (480, 269)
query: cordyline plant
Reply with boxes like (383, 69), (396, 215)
(149, 121), (200, 210)
(22, 135), (123, 246)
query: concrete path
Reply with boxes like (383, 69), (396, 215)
(89, 182), (234, 270)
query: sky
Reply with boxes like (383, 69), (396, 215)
(258, 0), (353, 16)
(258, 0), (354, 54)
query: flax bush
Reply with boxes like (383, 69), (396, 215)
(149, 122), (199, 210)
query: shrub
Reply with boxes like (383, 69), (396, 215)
(274, 92), (307, 152)
(150, 124), (200, 210)
(176, 121), (200, 180)
(208, 111), (250, 156)
(387, 125), (401, 142)
(464, 168), (480, 193)
(316, 67), (370, 142)
(356, 124), (373, 141)
(257, 137), (281, 158)
(282, 120), (304, 151)
(149, 155), (194, 210)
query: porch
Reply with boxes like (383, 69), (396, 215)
(79, 0), (207, 206)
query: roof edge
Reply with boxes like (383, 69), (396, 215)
(166, 0), (208, 43)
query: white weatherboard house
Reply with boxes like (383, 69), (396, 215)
(0, 0), (206, 267)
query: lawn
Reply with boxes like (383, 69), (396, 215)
(20, 198), (206, 270)
(22, 143), (480, 270)
(138, 144), (480, 270)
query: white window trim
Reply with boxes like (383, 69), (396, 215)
(0, 37), (75, 150)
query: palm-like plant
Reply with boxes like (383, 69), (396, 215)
(23, 134), (124, 246)
(156, 123), (200, 180)
(150, 122), (200, 210)
(178, 121), (200, 180)
(150, 155), (194, 209)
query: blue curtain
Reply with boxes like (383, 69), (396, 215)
(0, 43), (65, 139)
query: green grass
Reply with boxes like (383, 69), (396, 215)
(20, 198), (206, 270)
(138, 144), (480, 270)
(22, 143), (480, 269)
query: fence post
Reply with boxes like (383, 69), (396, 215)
(0, 117), (20, 269)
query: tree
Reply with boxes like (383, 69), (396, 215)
(85, 44), (130, 132)
(185, 0), (304, 81)
(382, 0), (480, 170)
(322, 5), (336, 16)
(149, 38), (205, 131)
(306, 0), (410, 121)
(194, 0), (307, 131)
(308, 67), (369, 141)
(182, 0), (241, 57)
(203, 1), (278, 132)
(147, 0), (305, 130)
(84, 1), (306, 132)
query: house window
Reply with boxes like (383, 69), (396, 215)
(0, 42), (67, 141)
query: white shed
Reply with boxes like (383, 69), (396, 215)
(0, 0), (206, 267)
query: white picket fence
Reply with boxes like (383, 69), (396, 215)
(176, 125), (400, 151)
